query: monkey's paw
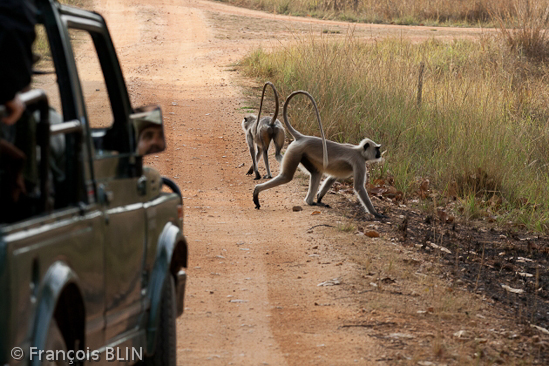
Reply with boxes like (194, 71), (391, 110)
(253, 191), (261, 209)
(373, 213), (388, 220)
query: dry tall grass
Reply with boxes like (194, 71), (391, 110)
(221, 0), (520, 25)
(497, 0), (549, 61)
(241, 33), (549, 232)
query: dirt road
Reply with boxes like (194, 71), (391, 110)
(90, 0), (397, 364)
(76, 1), (545, 365)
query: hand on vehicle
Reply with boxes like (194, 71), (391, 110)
(1, 94), (25, 125)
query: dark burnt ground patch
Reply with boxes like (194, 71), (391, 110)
(328, 180), (549, 362)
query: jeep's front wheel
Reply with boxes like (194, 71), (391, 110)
(146, 275), (177, 366)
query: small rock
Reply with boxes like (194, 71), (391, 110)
(292, 206), (303, 212)
(531, 324), (549, 335)
(501, 284), (524, 294)
(318, 278), (340, 286)
(453, 330), (470, 340)
(389, 333), (415, 339)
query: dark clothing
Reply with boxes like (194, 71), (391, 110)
(0, 0), (37, 222)
(0, 0), (36, 104)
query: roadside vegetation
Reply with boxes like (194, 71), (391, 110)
(240, 5), (549, 233)
(33, 0), (88, 60)
(219, 0), (546, 27)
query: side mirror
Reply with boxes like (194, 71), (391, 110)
(130, 105), (166, 156)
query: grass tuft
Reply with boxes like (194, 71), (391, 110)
(496, 0), (549, 62)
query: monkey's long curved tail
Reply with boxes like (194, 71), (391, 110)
(254, 81), (280, 137)
(283, 90), (328, 169)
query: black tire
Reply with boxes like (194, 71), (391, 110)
(145, 275), (177, 366)
(43, 320), (69, 366)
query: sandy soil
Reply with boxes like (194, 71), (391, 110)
(50, 0), (548, 364)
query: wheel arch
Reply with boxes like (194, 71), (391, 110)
(31, 261), (85, 366)
(146, 222), (188, 355)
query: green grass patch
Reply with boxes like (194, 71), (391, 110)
(241, 34), (549, 232)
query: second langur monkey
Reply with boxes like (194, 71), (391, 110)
(253, 90), (387, 219)
(241, 81), (285, 180)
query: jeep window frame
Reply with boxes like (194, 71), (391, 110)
(38, 0), (137, 205)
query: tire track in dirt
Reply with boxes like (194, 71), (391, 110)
(94, 0), (389, 364)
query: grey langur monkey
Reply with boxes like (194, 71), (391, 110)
(253, 90), (386, 219)
(241, 81), (285, 180)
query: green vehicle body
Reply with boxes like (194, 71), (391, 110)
(0, 0), (188, 365)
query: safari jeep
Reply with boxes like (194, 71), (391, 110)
(0, 0), (187, 365)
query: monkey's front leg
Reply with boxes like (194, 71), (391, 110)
(355, 186), (386, 219)
(354, 170), (387, 219)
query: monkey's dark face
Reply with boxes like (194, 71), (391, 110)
(360, 138), (383, 162)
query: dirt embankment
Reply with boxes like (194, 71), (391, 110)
(80, 0), (549, 364)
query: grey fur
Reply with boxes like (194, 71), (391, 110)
(253, 90), (386, 219)
(241, 82), (285, 180)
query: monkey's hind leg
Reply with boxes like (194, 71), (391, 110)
(305, 172), (322, 206)
(274, 131), (285, 164)
(298, 155), (323, 206)
(253, 173), (293, 209)
(253, 151), (301, 209)
(246, 133), (261, 179)
(252, 148), (262, 180)
(262, 149), (272, 179)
